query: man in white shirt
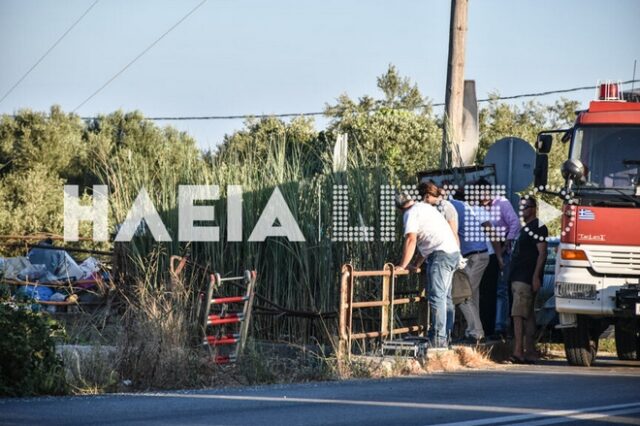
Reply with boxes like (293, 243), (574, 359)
(394, 192), (461, 349)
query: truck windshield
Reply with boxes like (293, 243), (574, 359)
(571, 125), (640, 189)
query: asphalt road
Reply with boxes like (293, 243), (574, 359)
(2, 356), (640, 426)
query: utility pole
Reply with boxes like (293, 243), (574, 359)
(441, 0), (468, 169)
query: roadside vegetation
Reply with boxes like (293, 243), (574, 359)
(0, 302), (67, 396)
(0, 66), (579, 395)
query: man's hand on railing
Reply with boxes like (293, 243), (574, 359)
(394, 264), (420, 274)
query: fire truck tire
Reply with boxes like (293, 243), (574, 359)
(563, 316), (598, 366)
(615, 319), (639, 361)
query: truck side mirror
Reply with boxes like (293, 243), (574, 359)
(561, 130), (573, 143)
(561, 159), (585, 183)
(534, 153), (549, 188)
(536, 134), (553, 154)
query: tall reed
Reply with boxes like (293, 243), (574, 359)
(97, 131), (431, 346)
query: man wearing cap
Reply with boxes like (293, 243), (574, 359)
(395, 192), (461, 349)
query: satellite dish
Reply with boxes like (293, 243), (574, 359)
(484, 137), (535, 208)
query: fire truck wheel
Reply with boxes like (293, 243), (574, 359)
(615, 319), (640, 361)
(563, 316), (598, 367)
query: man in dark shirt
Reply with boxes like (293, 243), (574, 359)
(509, 197), (547, 363)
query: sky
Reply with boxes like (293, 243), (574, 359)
(1, 0), (639, 151)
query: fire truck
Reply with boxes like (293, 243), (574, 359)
(534, 82), (640, 366)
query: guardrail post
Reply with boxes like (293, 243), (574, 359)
(387, 263), (397, 341)
(381, 264), (391, 341)
(238, 270), (257, 358)
(418, 283), (429, 337)
(337, 263), (422, 360)
(338, 264), (352, 360)
(202, 273), (217, 336)
(346, 264), (355, 360)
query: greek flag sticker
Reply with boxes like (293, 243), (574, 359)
(578, 208), (596, 221)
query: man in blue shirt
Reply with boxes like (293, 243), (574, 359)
(450, 190), (501, 343)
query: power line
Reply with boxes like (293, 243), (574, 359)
(0, 0), (100, 106)
(73, 0), (207, 113)
(476, 81), (636, 102)
(125, 111), (327, 121)
(84, 79), (637, 122)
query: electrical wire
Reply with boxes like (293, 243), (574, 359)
(0, 0), (100, 106)
(476, 80), (638, 101)
(78, 79), (639, 121)
(73, 0), (207, 113)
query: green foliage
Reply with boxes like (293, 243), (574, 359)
(0, 108), (200, 252)
(215, 116), (318, 163)
(324, 65), (440, 179)
(0, 106), (86, 182)
(85, 111), (202, 191)
(199, 137), (402, 342)
(477, 97), (579, 235)
(375, 64), (426, 111)
(0, 67), (585, 370)
(0, 164), (64, 237)
(477, 96), (579, 186)
(0, 304), (67, 396)
(0, 106), (84, 244)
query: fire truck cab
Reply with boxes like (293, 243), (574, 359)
(534, 82), (640, 366)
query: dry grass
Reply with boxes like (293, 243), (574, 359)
(423, 347), (492, 372)
(453, 346), (494, 368)
(59, 335), (497, 394)
(60, 345), (118, 394)
(339, 345), (494, 379)
(423, 351), (459, 373)
(115, 286), (203, 390)
(237, 346), (335, 385)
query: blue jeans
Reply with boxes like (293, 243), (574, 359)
(426, 250), (461, 347)
(495, 251), (512, 333)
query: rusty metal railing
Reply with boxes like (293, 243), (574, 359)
(338, 263), (427, 359)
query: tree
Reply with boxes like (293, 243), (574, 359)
(477, 96), (579, 187)
(214, 116), (317, 163)
(0, 165), (64, 237)
(0, 106), (86, 181)
(324, 65), (441, 179)
(0, 108), (205, 243)
(0, 106), (85, 239)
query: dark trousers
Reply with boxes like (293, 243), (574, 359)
(479, 254), (499, 336)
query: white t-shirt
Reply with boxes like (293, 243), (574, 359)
(403, 202), (459, 257)
(436, 199), (458, 229)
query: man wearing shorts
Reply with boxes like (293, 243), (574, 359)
(509, 197), (547, 363)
